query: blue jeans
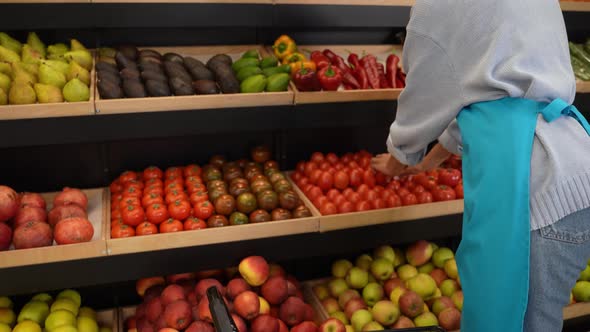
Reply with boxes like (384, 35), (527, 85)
(524, 207), (590, 331)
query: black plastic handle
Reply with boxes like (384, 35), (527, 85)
(207, 286), (239, 332)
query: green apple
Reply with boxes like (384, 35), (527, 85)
(393, 248), (406, 267)
(431, 296), (455, 316)
(443, 259), (459, 280)
(432, 247), (454, 268)
(351, 309), (372, 332)
(330, 311), (349, 325)
(56, 290), (81, 308)
(332, 260), (354, 278)
(313, 285), (331, 301)
(45, 309), (76, 331)
(51, 299), (78, 316)
(397, 265), (418, 281)
(0, 298), (12, 309)
(13, 321), (42, 332)
(17, 301), (49, 324)
(346, 267), (369, 289)
(440, 279), (459, 297)
(370, 258), (394, 281)
(0, 323), (11, 332)
(573, 281), (590, 302)
(52, 326), (79, 332)
(355, 254), (373, 271)
(362, 283), (384, 307)
(417, 263), (434, 274)
(430, 243), (439, 252)
(361, 321), (383, 332)
(367, 274), (377, 284)
(98, 328), (111, 332)
(77, 317), (98, 332)
(579, 265), (590, 282)
(406, 274), (437, 300)
(345, 325), (354, 332)
(0, 308), (15, 326)
(371, 300), (399, 326)
(31, 293), (53, 304)
(432, 288), (442, 299)
(413, 312), (438, 327)
(451, 291), (463, 311)
(390, 287), (406, 306)
(321, 298), (340, 315)
(338, 289), (361, 309)
(77, 308), (96, 320)
(373, 246), (395, 263)
(329, 278), (349, 298)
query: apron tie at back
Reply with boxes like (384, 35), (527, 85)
(541, 98), (590, 133)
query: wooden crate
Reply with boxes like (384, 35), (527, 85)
(94, 0), (270, 2)
(275, 0), (414, 5)
(577, 80), (590, 93)
(273, 45), (403, 104)
(118, 306), (136, 332)
(561, 1), (590, 12)
(106, 172), (320, 255)
(97, 308), (119, 332)
(0, 188), (108, 268)
(0, 59), (96, 120)
(94, 45), (294, 115)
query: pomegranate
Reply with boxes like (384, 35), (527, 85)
(19, 192), (46, 210)
(54, 217), (94, 245)
(13, 221), (53, 249)
(13, 207), (47, 228)
(0, 222), (12, 251)
(48, 205), (87, 227)
(0, 186), (19, 222)
(53, 188), (88, 209)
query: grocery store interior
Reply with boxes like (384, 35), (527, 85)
(1, 1), (590, 332)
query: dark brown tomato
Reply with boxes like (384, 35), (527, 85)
(229, 212), (249, 225)
(269, 172), (286, 184)
(257, 190), (279, 211)
(264, 167), (279, 178)
(209, 187), (228, 203)
(214, 194), (236, 216)
(236, 159), (249, 169)
(207, 215), (229, 228)
(251, 145), (271, 164)
(244, 167), (263, 181)
(292, 205), (312, 218)
(222, 161), (239, 174)
(207, 180), (227, 192)
(271, 208), (292, 221)
(273, 179), (293, 194)
(230, 178), (249, 187)
(250, 174), (268, 183)
(236, 192), (258, 214)
(203, 167), (222, 182)
(264, 160), (280, 171)
(251, 179), (273, 195)
(209, 155), (226, 168)
(249, 209), (271, 223)
(229, 182), (251, 197)
(223, 166), (244, 183)
(278, 190), (300, 210)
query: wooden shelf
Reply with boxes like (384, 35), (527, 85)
(561, 1), (590, 12)
(275, 0), (414, 5)
(0, 188), (108, 268)
(93, 0), (269, 2)
(577, 80), (590, 93)
(0, 0), (89, 3)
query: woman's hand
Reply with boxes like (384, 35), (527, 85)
(371, 154), (407, 177)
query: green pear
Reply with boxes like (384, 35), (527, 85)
(48, 53), (66, 61)
(42, 60), (69, 75)
(9, 83), (36, 104)
(34, 83), (63, 103)
(0, 88), (7, 105)
(66, 61), (90, 86)
(573, 281), (590, 302)
(45, 309), (76, 331)
(70, 39), (88, 52)
(0, 323), (10, 332)
(0, 33), (22, 54)
(64, 51), (92, 70)
(0, 62), (11, 76)
(39, 63), (66, 88)
(55, 290), (81, 308)
(76, 317), (98, 332)
(98, 48), (116, 58)
(0, 46), (20, 63)
(48, 43), (69, 56)
(579, 265), (590, 281)
(62, 79), (89, 102)
(11, 63), (37, 85)
(0, 72), (11, 93)
(17, 301), (49, 324)
(21, 45), (43, 65)
(27, 32), (46, 58)
(17, 62), (39, 76)
(31, 293), (53, 304)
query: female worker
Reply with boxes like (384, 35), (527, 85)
(371, 0), (590, 331)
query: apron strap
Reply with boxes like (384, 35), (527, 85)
(541, 98), (590, 135)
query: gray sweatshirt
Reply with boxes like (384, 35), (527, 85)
(387, 0), (590, 230)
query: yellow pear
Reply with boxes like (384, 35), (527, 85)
(76, 317), (97, 332)
(0, 72), (10, 93)
(41, 60), (69, 75)
(13, 321), (41, 332)
(0, 46), (20, 63)
(50, 299), (78, 316)
(52, 326), (78, 332)
(0, 323), (11, 332)
(77, 308), (95, 320)
(0, 298), (12, 309)
(56, 290), (81, 309)
(0, 33), (22, 54)
(70, 39), (87, 52)
(0, 62), (11, 76)
(66, 61), (89, 86)
(27, 32), (46, 58)
(0, 88), (7, 105)
(21, 45), (42, 65)
(39, 63), (66, 88)
(17, 301), (48, 324)
(11, 63), (37, 85)
(62, 79), (89, 102)
(18, 62), (39, 76)
(48, 54), (66, 61)
(34, 83), (63, 103)
(64, 51), (92, 70)
(0, 308), (15, 326)
(31, 293), (53, 304)
(47, 43), (69, 56)
(45, 309), (76, 331)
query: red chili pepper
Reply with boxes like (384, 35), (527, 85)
(318, 65), (343, 91)
(343, 84), (354, 90)
(360, 55), (380, 89)
(311, 51), (331, 69)
(396, 71), (406, 89)
(323, 50), (361, 89)
(353, 67), (369, 89)
(293, 67), (322, 92)
(377, 63), (390, 89)
(386, 54), (400, 89)
(348, 53), (361, 69)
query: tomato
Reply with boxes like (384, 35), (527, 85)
(348, 192), (362, 204)
(184, 164), (202, 178)
(207, 215), (229, 227)
(120, 171), (139, 184)
(186, 183), (206, 195)
(250, 146), (270, 163)
(111, 193), (123, 206)
(310, 169), (322, 185)
(214, 194), (236, 216)
(387, 180), (401, 191)
(337, 201), (355, 214)
(160, 218), (183, 233)
(412, 185), (426, 194)
(145, 178), (164, 188)
(359, 156), (371, 169)
(111, 218), (124, 229)
(271, 208), (293, 221)
(319, 202), (338, 215)
(111, 224), (135, 238)
(194, 201), (214, 220)
(356, 184), (369, 198)
(229, 212), (249, 225)
(312, 196), (329, 209)
(121, 204), (145, 227)
(332, 195), (347, 207)
(438, 169), (462, 187)
(311, 152), (325, 164)
(189, 191), (209, 206)
(365, 190), (379, 202)
(184, 217), (207, 230)
(143, 166), (163, 181)
(169, 200), (191, 220)
(119, 196), (141, 210)
(165, 191), (188, 205)
(136, 222), (158, 236)
(386, 194), (402, 208)
(250, 173), (268, 183)
(318, 162), (330, 172)
(224, 166), (244, 183)
(417, 192), (433, 204)
(164, 176), (184, 188)
(402, 194), (418, 206)
(292, 172), (303, 183)
(146, 203), (169, 224)
(204, 167), (223, 182)
(446, 155), (462, 170)
(325, 189), (340, 202)
(373, 186), (385, 194)
(349, 169), (363, 188)
(111, 208), (121, 220)
(302, 184), (314, 196)
(257, 190), (279, 211)
(375, 172), (388, 185)
(144, 185), (164, 197)
(432, 185), (457, 202)
(325, 153), (339, 165)
(427, 170), (440, 181)
(341, 153), (353, 165)
(273, 179), (293, 194)
(123, 186), (142, 198)
(342, 188), (355, 199)
(297, 177), (310, 188)
(415, 174), (438, 191)
(348, 161), (361, 170)
(165, 182), (183, 195)
(372, 198), (387, 210)
(381, 190), (393, 201)
(294, 162), (305, 174)
(307, 187), (323, 202)
(334, 163), (345, 171)
(251, 179), (273, 195)
(110, 180), (123, 194)
(455, 182), (464, 199)
(304, 162), (318, 177)
(165, 167), (183, 179)
(397, 188), (411, 197)
(236, 192), (258, 214)
(333, 171), (350, 190)
(264, 160), (280, 171)
(362, 169), (376, 188)
(278, 190), (300, 210)
(250, 209), (272, 223)
(125, 180), (145, 192)
(207, 179), (227, 191)
(355, 201), (372, 211)
(229, 182), (250, 197)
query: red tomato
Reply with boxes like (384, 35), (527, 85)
(417, 192), (433, 204)
(111, 193), (123, 205)
(193, 201), (214, 220)
(143, 166), (163, 181)
(297, 177), (310, 188)
(185, 176), (203, 186)
(375, 172), (388, 185)
(125, 181), (145, 192)
(311, 152), (325, 164)
(318, 172), (334, 192)
(164, 176), (184, 188)
(110, 181), (123, 194)
(190, 191), (209, 206)
(136, 222), (158, 236)
(165, 190), (188, 205)
(341, 153), (354, 165)
(337, 201), (355, 214)
(144, 185), (164, 197)
(359, 156), (371, 169)
(302, 184), (314, 195)
(447, 155), (462, 169)
(373, 186), (385, 194)
(160, 218), (183, 233)
(310, 169), (323, 185)
(381, 190), (393, 201)
(355, 201), (372, 211)
(122, 186), (142, 198)
(356, 184), (369, 198)
(296, 161), (306, 174)
(363, 170), (376, 188)
(455, 182), (464, 199)
(349, 169), (363, 188)
(111, 224), (135, 238)
(326, 153), (339, 165)
(326, 189), (341, 202)
(342, 188), (355, 199)
(327, 167), (337, 175)
(307, 187), (323, 201)
(121, 204), (145, 227)
(364, 190), (378, 202)
(168, 200), (191, 220)
(111, 209), (121, 220)
(402, 194), (418, 206)
(412, 185), (426, 194)
(333, 171), (350, 190)
(119, 196), (141, 209)
(319, 161), (331, 171)
(184, 217), (207, 230)
(165, 167), (183, 179)
(145, 178), (164, 188)
(146, 203), (169, 225)
(304, 162), (318, 177)
(348, 161), (361, 170)
(332, 195), (347, 207)
(432, 185), (457, 202)
(184, 164), (202, 178)
(387, 180), (401, 191)
(372, 198), (387, 210)
(165, 182), (183, 194)
(439, 169), (462, 187)
(386, 194), (402, 208)
(292, 172), (303, 182)
(397, 188), (411, 197)
(319, 202), (338, 215)
(334, 163), (345, 171)
(427, 170), (440, 181)
(111, 218), (124, 229)
(348, 192), (362, 204)
(415, 174), (438, 191)
(119, 171), (138, 184)
(186, 182), (206, 194)
(312, 196), (329, 209)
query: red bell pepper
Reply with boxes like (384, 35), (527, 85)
(377, 63), (390, 89)
(386, 54), (400, 89)
(293, 67), (321, 92)
(318, 65), (342, 91)
(311, 51), (331, 69)
(360, 55), (380, 89)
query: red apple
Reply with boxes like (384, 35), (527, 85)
(195, 278), (225, 300)
(14, 207), (47, 228)
(19, 192), (46, 209)
(430, 269), (448, 286)
(145, 285), (166, 302)
(391, 315), (415, 328)
(136, 302), (147, 319)
(344, 298), (367, 319)
(406, 240), (434, 267)
(0, 186), (18, 222)
(318, 318), (345, 332)
(232, 314), (248, 332)
(239, 256), (270, 287)
(197, 297), (213, 323)
(13, 221), (52, 249)
(234, 290), (260, 320)
(186, 321), (214, 332)
(261, 277), (289, 305)
(286, 276), (301, 290)
(251, 314), (279, 332)
(227, 278), (251, 300)
(137, 317), (155, 332)
(291, 321), (318, 332)
(126, 316), (137, 330)
(383, 278), (405, 297)
(269, 307), (279, 318)
(269, 264), (287, 278)
(438, 307), (461, 330)
(162, 284), (186, 306)
(279, 296), (305, 326)
(0, 222), (12, 251)
(431, 296), (455, 316)
(155, 315), (168, 330)
(399, 291), (424, 318)
(164, 300), (192, 330)
(136, 277), (166, 297)
(303, 304), (314, 322)
(277, 319), (289, 332)
(146, 297), (164, 323)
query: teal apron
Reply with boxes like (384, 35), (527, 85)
(455, 97), (590, 332)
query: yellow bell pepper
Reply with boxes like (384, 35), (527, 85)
(290, 61), (317, 76)
(273, 35), (297, 60)
(282, 52), (306, 65)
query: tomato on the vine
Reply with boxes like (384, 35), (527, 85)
(372, 198), (387, 210)
(363, 170), (376, 188)
(311, 152), (325, 164)
(334, 171), (350, 190)
(326, 153), (339, 165)
(146, 203), (169, 224)
(417, 192), (434, 204)
(169, 200), (191, 220)
(136, 222), (158, 236)
(397, 188), (411, 197)
(332, 195), (347, 207)
(121, 204), (145, 227)
(349, 169), (363, 188)
(342, 188), (355, 199)
(439, 169), (462, 187)
(184, 217), (207, 230)
(326, 189), (340, 202)
(310, 169), (323, 185)
(348, 192), (362, 204)
(432, 185), (457, 202)
(304, 162), (318, 177)
(307, 187), (323, 202)
(194, 201), (214, 220)
(143, 166), (163, 181)
(160, 218), (183, 233)
(312, 196), (329, 209)
(318, 172), (334, 192)
(111, 224), (135, 238)
(402, 194), (418, 206)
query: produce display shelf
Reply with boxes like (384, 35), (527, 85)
(0, 188), (108, 269)
(97, 309), (119, 332)
(0, 0), (89, 2)
(283, 45), (404, 104)
(577, 80), (590, 93)
(93, 0), (270, 2)
(0, 63), (96, 121)
(94, 45), (294, 115)
(275, 0), (414, 5)
(561, 1), (590, 12)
